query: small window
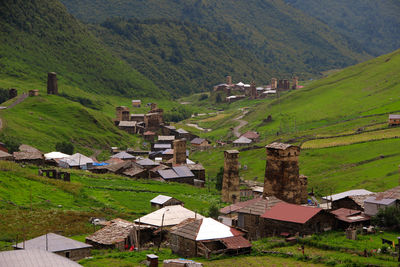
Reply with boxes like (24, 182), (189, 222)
(65, 251), (70, 258)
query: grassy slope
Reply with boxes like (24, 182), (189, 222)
(61, 0), (370, 78)
(0, 0), (163, 98)
(190, 49), (400, 195)
(0, 161), (219, 244)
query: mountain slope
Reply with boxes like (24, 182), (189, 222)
(0, 0), (163, 98)
(91, 18), (274, 96)
(60, 0), (371, 78)
(284, 0), (400, 56)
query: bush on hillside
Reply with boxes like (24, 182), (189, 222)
(0, 134), (21, 153)
(55, 141), (74, 155)
(163, 106), (192, 122)
(0, 88), (9, 104)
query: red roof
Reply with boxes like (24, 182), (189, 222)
(144, 131), (156, 135)
(330, 208), (370, 223)
(220, 235), (252, 250)
(240, 131), (259, 140)
(261, 202), (322, 224)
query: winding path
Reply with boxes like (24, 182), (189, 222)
(0, 93), (29, 131)
(232, 109), (249, 137)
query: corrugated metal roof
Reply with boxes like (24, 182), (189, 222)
(44, 152), (70, 160)
(389, 114), (400, 119)
(173, 166), (194, 178)
(118, 121), (136, 127)
(154, 144), (172, 149)
(59, 153), (93, 167)
(13, 233), (92, 252)
(221, 235), (252, 249)
(322, 189), (374, 201)
(158, 169), (180, 179)
(364, 196), (396, 205)
(261, 202), (322, 224)
(111, 151), (135, 160)
(137, 158), (158, 166)
(220, 197), (264, 214)
(0, 249), (82, 267)
(150, 195), (172, 205)
(135, 205), (204, 227)
(330, 208), (370, 223)
(158, 136), (175, 141)
(191, 138), (206, 145)
(233, 136), (252, 144)
(196, 218), (234, 241)
(177, 128), (189, 134)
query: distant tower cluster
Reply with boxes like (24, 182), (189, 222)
(47, 72), (58, 95)
(222, 150), (240, 203)
(263, 142), (307, 204)
(173, 139), (187, 165)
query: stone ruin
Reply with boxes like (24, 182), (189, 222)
(47, 72), (58, 95)
(38, 169), (70, 182)
(173, 139), (186, 165)
(222, 150), (240, 203)
(263, 142), (307, 204)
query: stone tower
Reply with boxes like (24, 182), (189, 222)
(116, 106), (130, 121)
(271, 78), (277, 90)
(278, 79), (284, 89)
(292, 77), (298, 89)
(47, 72), (58, 95)
(263, 142), (307, 204)
(173, 139), (186, 165)
(226, 75), (232, 85)
(222, 150), (240, 203)
(283, 79), (290, 90)
(250, 81), (257, 99)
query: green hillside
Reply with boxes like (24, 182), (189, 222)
(284, 0), (400, 56)
(61, 0), (371, 79)
(0, 0), (163, 98)
(189, 48), (400, 195)
(91, 18), (273, 96)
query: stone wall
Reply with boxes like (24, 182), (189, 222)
(222, 150), (240, 203)
(332, 197), (363, 211)
(238, 213), (262, 240)
(170, 234), (197, 258)
(54, 247), (91, 261)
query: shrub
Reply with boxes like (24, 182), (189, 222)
(371, 206), (400, 231)
(55, 141), (74, 155)
(215, 166), (223, 191)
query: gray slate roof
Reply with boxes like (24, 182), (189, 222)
(389, 114), (400, 119)
(0, 249), (82, 267)
(150, 195), (173, 205)
(111, 151), (135, 160)
(13, 233), (92, 252)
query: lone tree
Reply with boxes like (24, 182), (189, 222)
(215, 166), (223, 191)
(55, 141), (74, 155)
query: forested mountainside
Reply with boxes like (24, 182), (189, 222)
(61, 0), (371, 79)
(91, 18), (274, 96)
(0, 0), (163, 98)
(284, 0), (400, 56)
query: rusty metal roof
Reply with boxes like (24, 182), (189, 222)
(220, 235), (252, 250)
(261, 202), (322, 224)
(86, 218), (135, 245)
(220, 197), (264, 214)
(330, 208), (370, 223)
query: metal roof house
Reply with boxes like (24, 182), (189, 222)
(13, 233), (92, 261)
(150, 195), (184, 209)
(170, 218), (251, 258)
(158, 166), (195, 185)
(0, 249), (82, 267)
